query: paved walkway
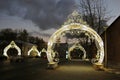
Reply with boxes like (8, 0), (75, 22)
(0, 59), (120, 80)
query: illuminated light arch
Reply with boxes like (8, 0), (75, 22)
(40, 48), (47, 57)
(47, 23), (104, 65)
(28, 46), (40, 56)
(40, 48), (47, 54)
(68, 43), (86, 60)
(3, 41), (21, 57)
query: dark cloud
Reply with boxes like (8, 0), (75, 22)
(0, 0), (77, 30)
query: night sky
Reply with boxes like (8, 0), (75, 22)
(0, 0), (120, 41)
(0, 0), (76, 34)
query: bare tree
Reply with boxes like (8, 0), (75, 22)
(79, 0), (108, 34)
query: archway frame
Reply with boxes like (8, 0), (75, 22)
(3, 41), (21, 57)
(28, 46), (40, 56)
(40, 48), (47, 57)
(47, 23), (104, 65)
(68, 43), (86, 60)
(40, 48), (47, 55)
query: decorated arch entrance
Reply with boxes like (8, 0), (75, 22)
(47, 11), (104, 66)
(68, 43), (86, 60)
(3, 41), (21, 58)
(28, 46), (40, 57)
(40, 48), (47, 58)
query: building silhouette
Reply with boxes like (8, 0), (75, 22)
(101, 16), (120, 68)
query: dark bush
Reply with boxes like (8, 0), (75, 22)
(16, 58), (24, 62)
(0, 56), (7, 61)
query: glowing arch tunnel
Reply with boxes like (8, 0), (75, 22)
(47, 23), (104, 65)
(68, 43), (86, 60)
(28, 46), (40, 56)
(3, 41), (21, 57)
(40, 48), (47, 56)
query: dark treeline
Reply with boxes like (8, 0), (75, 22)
(0, 28), (47, 50)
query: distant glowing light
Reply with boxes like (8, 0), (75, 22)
(40, 48), (47, 57)
(66, 51), (68, 59)
(28, 46), (40, 56)
(68, 44), (86, 60)
(3, 41), (21, 57)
